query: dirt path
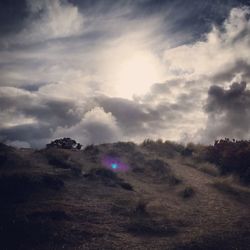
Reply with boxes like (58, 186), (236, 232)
(168, 159), (250, 248)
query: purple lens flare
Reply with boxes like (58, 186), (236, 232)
(101, 155), (130, 172)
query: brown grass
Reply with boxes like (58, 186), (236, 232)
(212, 175), (250, 203)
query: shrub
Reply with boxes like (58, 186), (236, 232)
(179, 186), (195, 199)
(45, 150), (81, 176)
(83, 144), (99, 154)
(46, 138), (82, 150)
(134, 200), (148, 216)
(203, 139), (250, 184)
(84, 167), (134, 191)
(119, 182), (134, 191)
(141, 139), (185, 158)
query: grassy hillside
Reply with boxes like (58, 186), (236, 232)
(0, 140), (250, 249)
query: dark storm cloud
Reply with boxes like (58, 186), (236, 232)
(201, 81), (250, 142)
(0, 86), (85, 147)
(0, 123), (52, 142)
(0, 84), (194, 147)
(97, 96), (163, 136)
(138, 79), (203, 113)
(212, 60), (250, 83)
(0, 0), (27, 35)
(0, 88), (81, 129)
(97, 90), (199, 138)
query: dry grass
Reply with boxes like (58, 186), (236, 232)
(198, 162), (220, 176)
(212, 175), (250, 203)
(1, 141), (250, 249)
(184, 158), (220, 177)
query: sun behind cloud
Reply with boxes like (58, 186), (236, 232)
(100, 41), (166, 99)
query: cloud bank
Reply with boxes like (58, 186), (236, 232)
(0, 1), (250, 147)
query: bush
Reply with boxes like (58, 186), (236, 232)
(119, 182), (134, 191)
(203, 139), (250, 184)
(141, 139), (185, 158)
(45, 149), (81, 176)
(83, 144), (100, 154)
(46, 138), (82, 150)
(84, 167), (134, 191)
(134, 200), (148, 216)
(179, 186), (195, 199)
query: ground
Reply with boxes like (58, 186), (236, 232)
(0, 142), (250, 249)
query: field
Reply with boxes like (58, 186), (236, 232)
(0, 141), (250, 249)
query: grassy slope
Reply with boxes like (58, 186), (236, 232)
(0, 142), (250, 250)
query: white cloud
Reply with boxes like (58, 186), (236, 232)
(164, 6), (250, 81)
(19, 0), (84, 44)
(54, 107), (122, 145)
(1, 4), (250, 146)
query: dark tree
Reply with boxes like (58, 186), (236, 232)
(46, 138), (82, 150)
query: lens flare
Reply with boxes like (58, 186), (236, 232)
(101, 156), (129, 172)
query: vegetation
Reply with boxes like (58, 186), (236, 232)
(179, 186), (195, 199)
(46, 138), (82, 150)
(141, 139), (185, 158)
(84, 167), (134, 191)
(203, 139), (250, 184)
(0, 173), (64, 203)
(212, 176), (250, 203)
(0, 139), (250, 249)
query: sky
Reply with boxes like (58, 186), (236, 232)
(0, 0), (250, 148)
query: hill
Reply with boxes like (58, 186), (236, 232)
(0, 140), (250, 249)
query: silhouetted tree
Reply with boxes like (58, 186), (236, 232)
(46, 138), (82, 150)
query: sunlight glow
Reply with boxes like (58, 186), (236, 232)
(101, 42), (165, 99)
(114, 52), (163, 98)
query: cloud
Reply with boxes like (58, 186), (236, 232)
(211, 60), (250, 83)
(54, 107), (121, 145)
(4, 0), (84, 46)
(164, 6), (250, 81)
(200, 81), (250, 143)
(0, 87), (81, 128)
(1, 3), (250, 147)
(0, 123), (52, 144)
(0, 87), (85, 147)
